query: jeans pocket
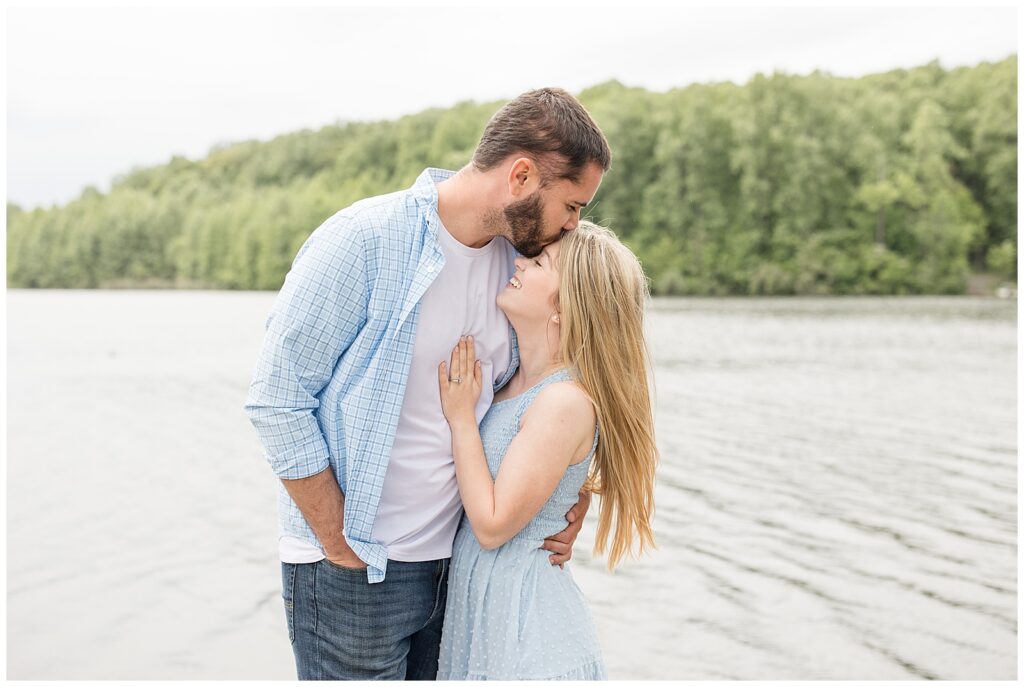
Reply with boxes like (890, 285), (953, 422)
(321, 558), (368, 575)
(282, 563), (297, 644)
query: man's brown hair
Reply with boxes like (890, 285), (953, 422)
(472, 87), (611, 185)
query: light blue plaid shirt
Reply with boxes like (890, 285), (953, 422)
(245, 168), (520, 583)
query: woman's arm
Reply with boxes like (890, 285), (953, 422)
(439, 337), (595, 550)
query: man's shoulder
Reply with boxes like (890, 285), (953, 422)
(342, 187), (414, 223)
(316, 186), (422, 247)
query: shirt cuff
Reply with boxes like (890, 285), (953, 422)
(267, 437), (332, 480)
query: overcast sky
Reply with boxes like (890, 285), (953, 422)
(6, 3), (1018, 209)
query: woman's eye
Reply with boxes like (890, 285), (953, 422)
(533, 259), (542, 267)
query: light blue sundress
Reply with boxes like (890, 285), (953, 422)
(437, 368), (608, 680)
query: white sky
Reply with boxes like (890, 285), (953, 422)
(5, 2), (1019, 209)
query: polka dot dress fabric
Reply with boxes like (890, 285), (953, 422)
(437, 368), (607, 680)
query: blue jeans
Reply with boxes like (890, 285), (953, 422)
(282, 558), (450, 680)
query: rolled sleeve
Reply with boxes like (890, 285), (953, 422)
(244, 214), (370, 479)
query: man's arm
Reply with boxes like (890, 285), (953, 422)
(281, 467), (365, 568)
(245, 215), (370, 562)
(542, 489), (592, 567)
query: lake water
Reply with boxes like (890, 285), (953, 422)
(6, 291), (1017, 679)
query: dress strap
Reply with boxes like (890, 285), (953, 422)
(521, 368), (572, 401)
(512, 368), (573, 423)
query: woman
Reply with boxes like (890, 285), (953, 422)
(436, 220), (658, 680)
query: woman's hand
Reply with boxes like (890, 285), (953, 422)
(438, 335), (483, 430)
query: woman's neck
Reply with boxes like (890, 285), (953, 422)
(509, 327), (563, 392)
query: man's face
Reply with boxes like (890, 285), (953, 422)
(501, 162), (604, 258)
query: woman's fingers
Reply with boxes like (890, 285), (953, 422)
(465, 336), (479, 386)
(448, 335), (481, 383)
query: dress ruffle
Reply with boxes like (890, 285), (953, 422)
(451, 657), (608, 680)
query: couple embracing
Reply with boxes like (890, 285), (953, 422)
(245, 87), (658, 680)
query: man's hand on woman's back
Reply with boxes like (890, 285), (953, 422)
(542, 489), (592, 568)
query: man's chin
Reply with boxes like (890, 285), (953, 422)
(513, 243), (544, 258)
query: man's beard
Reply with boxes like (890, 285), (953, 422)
(498, 192), (546, 258)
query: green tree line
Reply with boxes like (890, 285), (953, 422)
(7, 56), (1016, 294)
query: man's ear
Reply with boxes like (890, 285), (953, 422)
(507, 157), (537, 198)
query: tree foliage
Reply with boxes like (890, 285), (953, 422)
(7, 56), (1016, 293)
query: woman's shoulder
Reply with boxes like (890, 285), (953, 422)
(525, 380), (598, 465)
(521, 379), (597, 446)
(533, 377), (593, 408)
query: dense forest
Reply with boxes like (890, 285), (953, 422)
(6, 56), (1017, 295)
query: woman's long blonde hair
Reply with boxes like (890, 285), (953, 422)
(556, 220), (658, 570)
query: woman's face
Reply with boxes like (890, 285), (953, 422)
(498, 239), (562, 321)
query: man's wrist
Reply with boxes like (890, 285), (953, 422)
(321, 535), (355, 560)
(325, 549), (361, 563)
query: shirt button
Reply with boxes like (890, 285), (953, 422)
(427, 265), (435, 273)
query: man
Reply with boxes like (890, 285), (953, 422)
(245, 87), (611, 680)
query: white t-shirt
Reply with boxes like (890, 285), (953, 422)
(280, 215), (515, 563)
